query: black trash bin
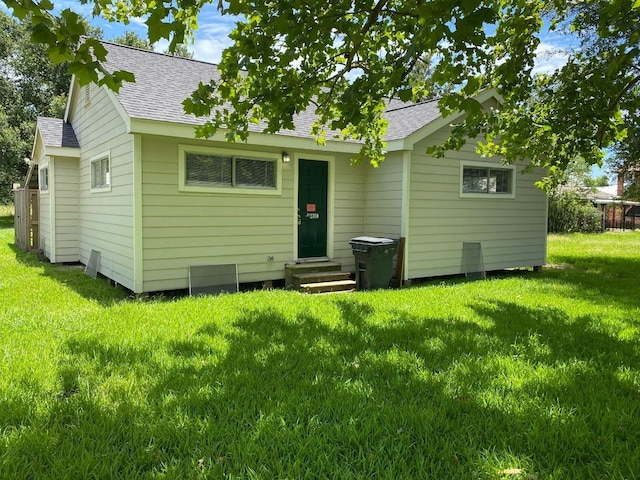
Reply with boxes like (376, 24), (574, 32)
(349, 236), (399, 290)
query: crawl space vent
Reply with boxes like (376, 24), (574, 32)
(85, 250), (100, 279)
(189, 264), (239, 296)
(462, 242), (486, 280)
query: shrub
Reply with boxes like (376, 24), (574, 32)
(548, 191), (603, 233)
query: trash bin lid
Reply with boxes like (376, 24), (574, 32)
(350, 236), (396, 245)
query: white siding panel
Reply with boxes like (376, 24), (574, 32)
(39, 188), (51, 260)
(333, 159), (366, 270)
(53, 156), (79, 262)
(139, 136), (367, 290)
(68, 80), (135, 290)
(364, 152), (403, 238)
(141, 136), (357, 290)
(407, 130), (547, 280)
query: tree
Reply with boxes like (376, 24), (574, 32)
(164, 44), (193, 59)
(0, 11), (102, 203)
(3, 0), (639, 176)
(111, 31), (193, 58)
(112, 30), (153, 50)
(609, 110), (640, 199)
(0, 11), (68, 202)
(406, 52), (452, 101)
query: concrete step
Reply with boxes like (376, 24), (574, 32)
(300, 279), (357, 294)
(292, 271), (351, 289)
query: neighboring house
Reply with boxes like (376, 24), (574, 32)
(28, 41), (548, 294)
(561, 183), (640, 231)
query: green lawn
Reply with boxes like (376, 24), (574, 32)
(1, 209), (639, 479)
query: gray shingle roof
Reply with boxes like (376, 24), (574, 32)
(37, 117), (80, 148)
(384, 99), (442, 141)
(100, 41), (443, 142)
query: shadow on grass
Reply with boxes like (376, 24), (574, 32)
(7, 242), (127, 306)
(4, 297), (639, 478)
(0, 214), (14, 230)
(542, 253), (640, 309)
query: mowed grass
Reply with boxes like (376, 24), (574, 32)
(1, 209), (639, 478)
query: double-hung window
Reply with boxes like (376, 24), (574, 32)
(90, 152), (111, 191)
(460, 162), (515, 198)
(179, 146), (280, 195)
(40, 166), (49, 192)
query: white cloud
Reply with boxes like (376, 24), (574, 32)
(191, 8), (238, 63)
(532, 42), (569, 75)
(192, 37), (233, 64)
(153, 38), (170, 54)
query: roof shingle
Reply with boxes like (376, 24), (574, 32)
(37, 117), (80, 149)
(99, 41), (444, 142)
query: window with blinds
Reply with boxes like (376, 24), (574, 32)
(185, 152), (276, 189)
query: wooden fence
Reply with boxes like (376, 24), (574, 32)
(13, 187), (39, 252)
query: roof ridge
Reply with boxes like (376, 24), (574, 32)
(99, 38), (219, 67)
(385, 97), (440, 113)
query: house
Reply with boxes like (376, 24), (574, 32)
(26, 41), (548, 294)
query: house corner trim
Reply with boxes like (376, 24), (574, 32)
(133, 134), (144, 293)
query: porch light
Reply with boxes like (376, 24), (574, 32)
(282, 152), (291, 163)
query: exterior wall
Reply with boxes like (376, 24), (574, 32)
(38, 157), (52, 260)
(67, 81), (135, 290)
(407, 130), (547, 279)
(52, 156), (79, 262)
(139, 134), (365, 292)
(333, 159), (366, 269)
(364, 151), (403, 238)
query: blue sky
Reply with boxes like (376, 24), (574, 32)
(43, 0), (237, 63)
(32, 1), (576, 69)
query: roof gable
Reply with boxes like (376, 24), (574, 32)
(36, 117), (80, 149)
(32, 117), (80, 159)
(97, 41), (460, 143)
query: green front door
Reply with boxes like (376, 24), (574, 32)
(298, 159), (328, 258)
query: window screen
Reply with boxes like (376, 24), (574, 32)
(489, 169), (510, 193)
(463, 167), (488, 193)
(186, 153), (232, 186)
(235, 157), (276, 188)
(91, 157), (110, 189)
(185, 152), (276, 189)
(463, 167), (512, 194)
(40, 167), (49, 191)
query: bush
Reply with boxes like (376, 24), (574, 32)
(548, 191), (603, 233)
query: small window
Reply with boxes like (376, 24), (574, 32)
(186, 153), (232, 186)
(179, 146), (279, 194)
(40, 167), (49, 192)
(235, 157), (276, 188)
(461, 164), (515, 197)
(91, 154), (110, 191)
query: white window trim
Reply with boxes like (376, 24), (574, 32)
(459, 160), (516, 199)
(90, 151), (112, 193)
(178, 145), (282, 195)
(39, 165), (49, 193)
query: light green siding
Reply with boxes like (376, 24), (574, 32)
(333, 159), (366, 269)
(407, 130), (547, 279)
(38, 159), (52, 260)
(53, 156), (79, 262)
(364, 151), (403, 238)
(139, 135), (365, 292)
(67, 81), (135, 290)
